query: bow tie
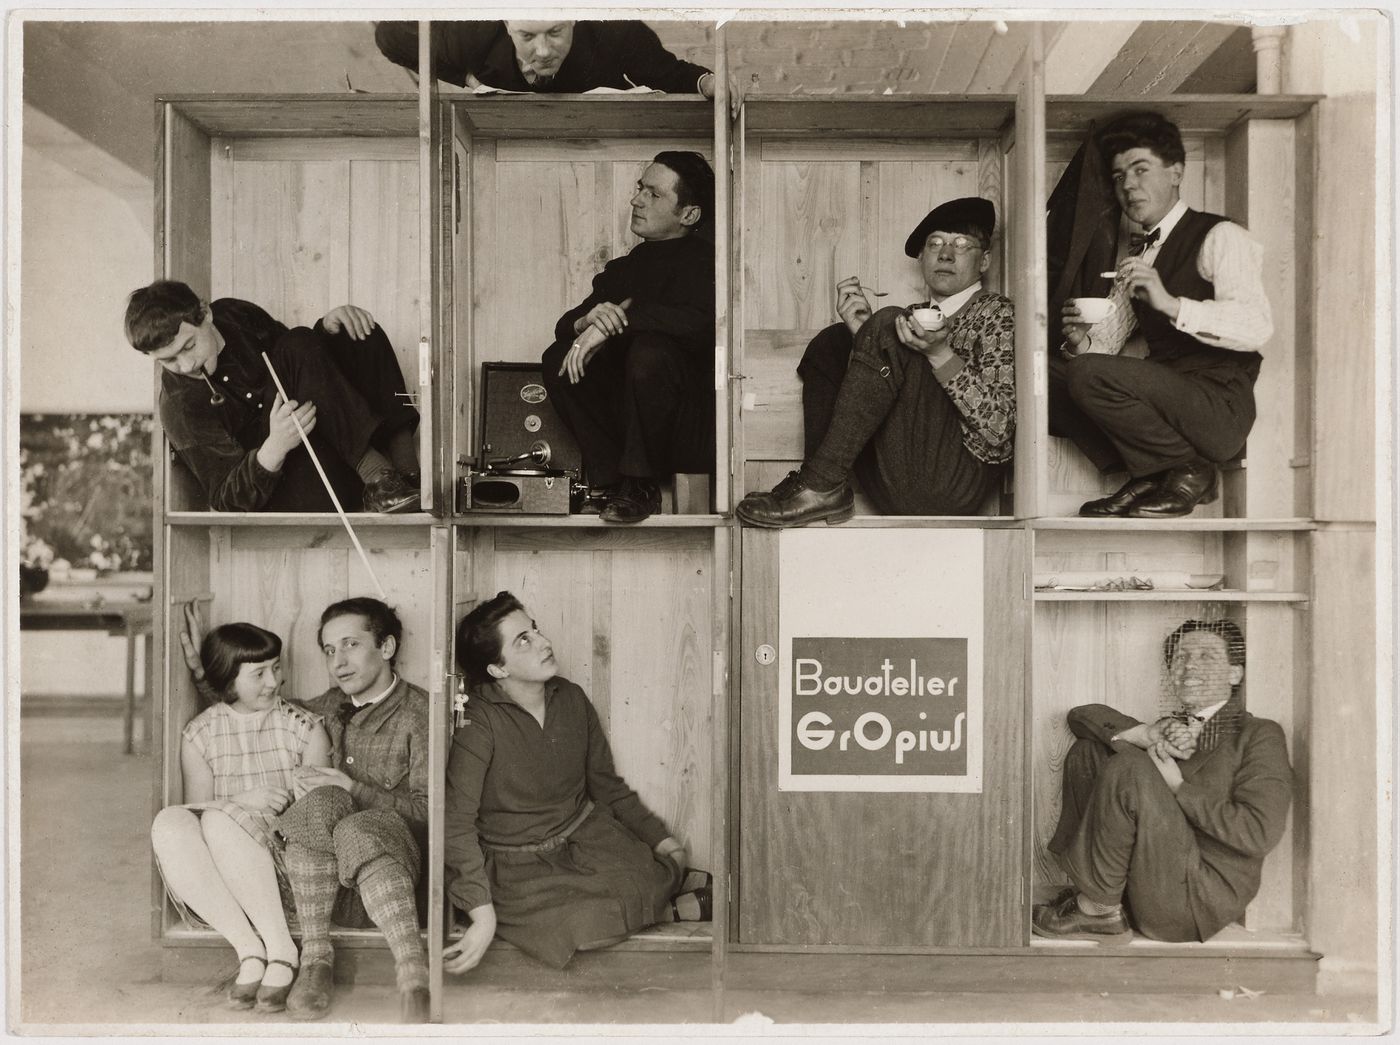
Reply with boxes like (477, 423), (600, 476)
(1129, 228), (1161, 254)
(338, 700), (368, 725)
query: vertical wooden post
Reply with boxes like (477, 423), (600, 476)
(713, 23), (732, 515)
(1011, 26), (1047, 518)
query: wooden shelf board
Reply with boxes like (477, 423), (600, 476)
(162, 95), (418, 137)
(1031, 517), (1315, 532)
(744, 94), (1016, 136)
(1034, 590), (1308, 603)
(451, 94), (712, 137)
(1030, 925), (1311, 955)
(166, 511), (438, 527)
(1047, 94), (1321, 134)
(450, 513), (723, 528)
(806, 515), (1022, 529)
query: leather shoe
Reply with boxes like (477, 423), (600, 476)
(399, 985), (431, 1023)
(254, 958), (299, 1014)
(1078, 474), (1161, 517)
(285, 958), (334, 1021)
(600, 477), (661, 524)
(1127, 459), (1219, 518)
(736, 470), (854, 528)
(362, 470), (421, 514)
(1031, 891), (1132, 943)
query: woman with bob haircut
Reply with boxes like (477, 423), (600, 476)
(442, 591), (710, 975)
(149, 622), (331, 1012)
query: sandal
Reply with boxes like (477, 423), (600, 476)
(227, 955), (266, 1009)
(254, 958), (299, 1014)
(670, 883), (713, 923)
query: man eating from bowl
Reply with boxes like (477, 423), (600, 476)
(735, 196), (1015, 526)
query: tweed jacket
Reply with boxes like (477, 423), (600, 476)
(1067, 702), (1293, 940)
(299, 676), (431, 841)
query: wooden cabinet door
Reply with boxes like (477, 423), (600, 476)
(737, 526), (1027, 947)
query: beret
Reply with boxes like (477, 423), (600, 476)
(904, 197), (996, 258)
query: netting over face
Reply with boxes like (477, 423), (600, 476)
(1157, 618), (1245, 747)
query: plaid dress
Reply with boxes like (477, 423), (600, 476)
(182, 699), (323, 848)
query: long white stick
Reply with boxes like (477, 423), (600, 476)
(260, 352), (386, 599)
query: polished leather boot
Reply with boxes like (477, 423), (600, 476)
(735, 470), (854, 528)
(1078, 474), (1161, 517)
(1128, 459), (1219, 517)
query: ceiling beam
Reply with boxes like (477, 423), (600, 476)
(1088, 21), (1243, 95)
(1042, 21), (1142, 94)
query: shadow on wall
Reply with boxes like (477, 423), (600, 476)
(20, 414), (154, 577)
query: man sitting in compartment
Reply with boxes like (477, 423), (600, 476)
(539, 151), (716, 524)
(125, 280), (420, 514)
(1032, 619), (1292, 943)
(735, 197), (1015, 527)
(1051, 111), (1273, 518)
(184, 598), (431, 1022)
(374, 20), (719, 99)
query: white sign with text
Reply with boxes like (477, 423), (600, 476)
(778, 528), (984, 792)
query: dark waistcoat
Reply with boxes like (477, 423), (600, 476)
(1133, 209), (1262, 380)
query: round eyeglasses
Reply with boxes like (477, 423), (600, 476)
(923, 234), (983, 256)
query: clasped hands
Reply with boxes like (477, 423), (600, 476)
(559, 297), (635, 384)
(1140, 715), (1201, 793)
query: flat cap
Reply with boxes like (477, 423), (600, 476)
(904, 197), (996, 258)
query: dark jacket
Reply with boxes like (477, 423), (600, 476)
(1067, 702), (1293, 941)
(375, 21), (710, 94)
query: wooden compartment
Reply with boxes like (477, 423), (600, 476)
(442, 96), (728, 518)
(736, 95), (1019, 517)
(156, 95), (438, 514)
(1042, 96), (1319, 521)
(1030, 596), (1307, 936)
(448, 524), (723, 961)
(155, 521), (452, 951)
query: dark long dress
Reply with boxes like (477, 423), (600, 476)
(444, 677), (683, 968)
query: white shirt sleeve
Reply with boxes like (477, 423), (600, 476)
(1172, 221), (1274, 353)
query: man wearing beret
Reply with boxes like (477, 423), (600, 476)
(737, 197), (1015, 526)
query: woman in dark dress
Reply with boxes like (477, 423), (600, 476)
(443, 591), (708, 973)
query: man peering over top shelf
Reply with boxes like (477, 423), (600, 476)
(374, 20), (719, 99)
(125, 280), (421, 514)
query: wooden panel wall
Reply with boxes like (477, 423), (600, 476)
(741, 140), (994, 465)
(208, 138), (421, 392)
(453, 528), (715, 869)
(204, 527), (435, 709)
(738, 527), (1026, 946)
(467, 139), (713, 373)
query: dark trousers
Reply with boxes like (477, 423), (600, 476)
(262, 324), (419, 512)
(1048, 353), (1256, 477)
(1047, 739), (1202, 941)
(541, 332), (713, 486)
(800, 312), (1001, 515)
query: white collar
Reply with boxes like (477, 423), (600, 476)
(352, 672), (399, 710)
(927, 280), (983, 318)
(1184, 697), (1230, 723)
(1142, 198), (1189, 245)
